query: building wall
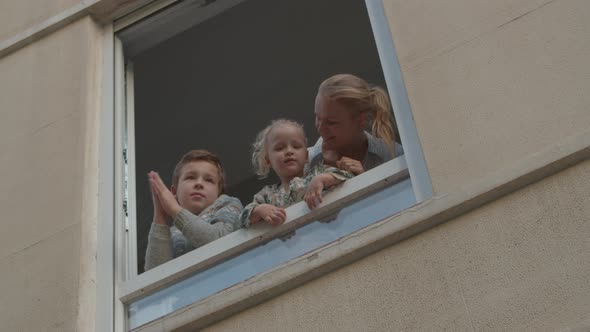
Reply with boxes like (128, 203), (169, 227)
(203, 0), (590, 330)
(0, 12), (102, 332)
(387, 0), (590, 194)
(0, 0), (79, 42)
(0, 0), (588, 331)
(203, 157), (590, 332)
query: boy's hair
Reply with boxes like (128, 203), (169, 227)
(251, 119), (307, 178)
(318, 74), (398, 155)
(172, 149), (226, 193)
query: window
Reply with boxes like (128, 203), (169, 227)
(108, 0), (432, 330)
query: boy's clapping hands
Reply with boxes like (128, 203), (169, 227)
(148, 171), (182, 223)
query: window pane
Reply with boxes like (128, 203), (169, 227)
(124, 0), (388, 274)
(128, 177), (415, 329)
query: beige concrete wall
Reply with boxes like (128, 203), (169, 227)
(1, 0), (588, 331)
(0, 0), (80, 43)
(202, 0), (590, 330)
(385, 0), (590, 194)
(0, 16), (102, 331)
(204, 156), (590, 332)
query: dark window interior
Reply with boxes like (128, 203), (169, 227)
(125, 0), (387, 274)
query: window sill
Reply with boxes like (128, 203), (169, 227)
(120, 156), (409, 305)
(131, 128), (590, 332)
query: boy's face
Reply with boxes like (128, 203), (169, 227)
(172, 161), (221, 215)
(266, 124), (308, 184)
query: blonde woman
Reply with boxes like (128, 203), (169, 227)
(309, 74), (403, 175)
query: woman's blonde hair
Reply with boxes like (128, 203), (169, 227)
(251, 119), (306, 178)
(318, 74), (398, 155)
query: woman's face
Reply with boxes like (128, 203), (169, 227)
(314, 94), (365, 152)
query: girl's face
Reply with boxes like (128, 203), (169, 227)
(314, 94), (366, 152)
(266, 124), (308, 184)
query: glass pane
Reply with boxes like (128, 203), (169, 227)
(128, 178), (416, 329)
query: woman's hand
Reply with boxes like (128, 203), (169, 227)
(251, 204), (286, 226)
(336, 157), (365, 175)
(148, 171), (182, 220)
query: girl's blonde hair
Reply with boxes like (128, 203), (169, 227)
(252, 119), (306, 178)
(318, 74), (398, 155)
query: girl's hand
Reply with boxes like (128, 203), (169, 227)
(252, 204), (286, 226)
(304, 175), (326, 209)
(336, 157), (364, 175)
(148, 171), (182, 218)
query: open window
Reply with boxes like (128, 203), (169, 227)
(112, 0), (432, 330)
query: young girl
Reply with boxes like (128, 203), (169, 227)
(310, 73), (403, 175)
(240, 119), (353, 228)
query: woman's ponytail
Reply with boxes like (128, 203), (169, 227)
(319, 74), (398, 157)
(370, 86), (397, 156)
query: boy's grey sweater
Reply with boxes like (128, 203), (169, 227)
(144, 194), (243, 271)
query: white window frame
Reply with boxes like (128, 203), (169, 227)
(97, 0), (433, 330)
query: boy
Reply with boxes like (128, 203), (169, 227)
(145, 150), (243, 271)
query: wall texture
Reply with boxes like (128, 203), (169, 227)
(386, 0), (590, 194)
(201, 0), (590, 330)
(0, 0), (80, 43)
(203, 155), (590, 332)
(0, 16), (102, 331)
(0, 0), (588, 331)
